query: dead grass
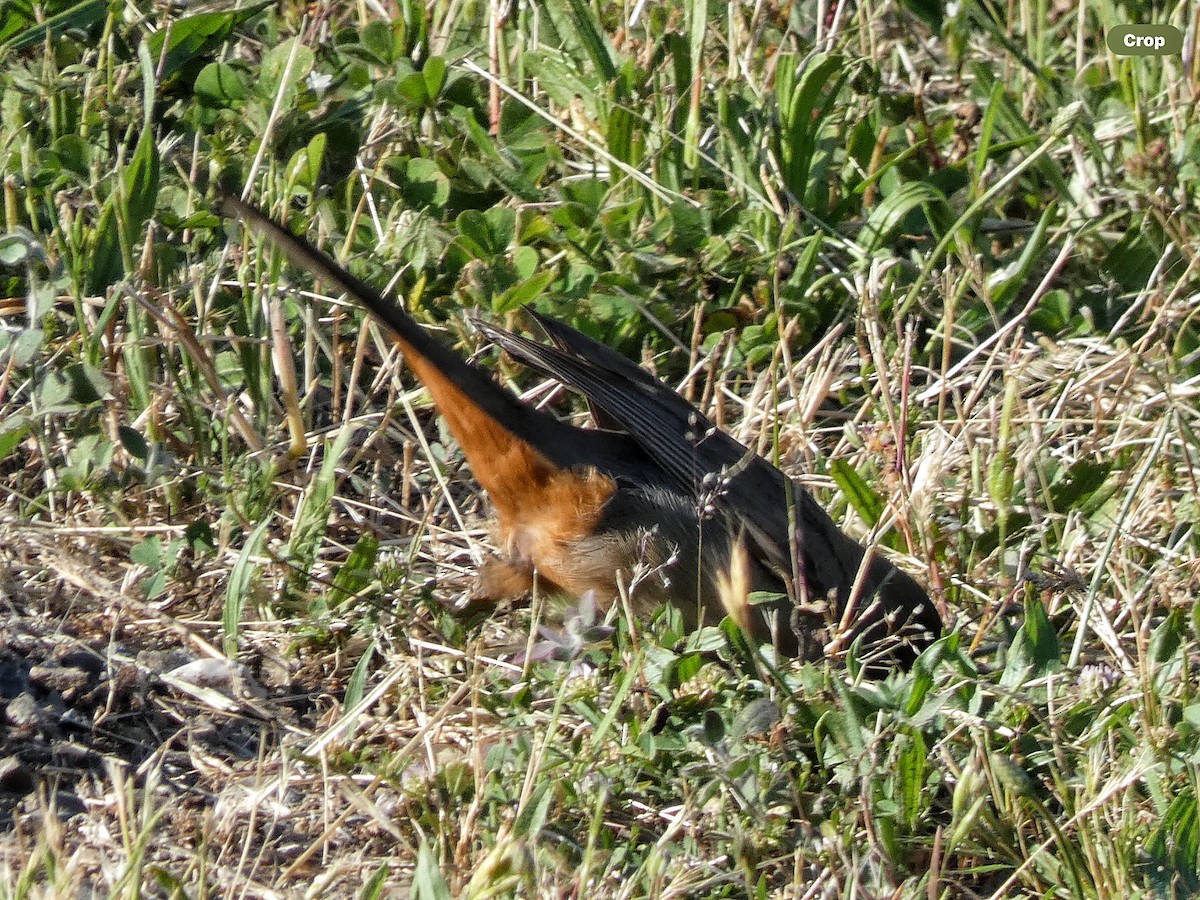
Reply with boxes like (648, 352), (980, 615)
(3, 0), (1200, 895)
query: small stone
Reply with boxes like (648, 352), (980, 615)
(5, 693), (47, 729)
(0, 756), (35, 794)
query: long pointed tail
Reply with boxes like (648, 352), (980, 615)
(218, 194), (570, 517)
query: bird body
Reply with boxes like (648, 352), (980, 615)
(219, 194), (940, 668)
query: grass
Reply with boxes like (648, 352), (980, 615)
(1, 0), (1199, 896)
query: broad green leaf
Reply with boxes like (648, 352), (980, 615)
(257, 38), (314, 111)
(422, 56), (446, 99)
(0, 234), (30, 265)
(64, 361), (110, 404)
(521, 49), (602, 116)
(390, 71), (429, 107)
(0, 0), (105, 50)
(117, 424), (149, 458)
(146, 7), (268, 80)
(496, 268), (554, 312)
(700, 709), (726, 745)
(131, 535), (163, 568)
(35, 370), (72, 409)
(47, 134), (91, 178)
(194, 62), (247, 108)
(360, 20), (398, 65)
(455, 209), (492, 258)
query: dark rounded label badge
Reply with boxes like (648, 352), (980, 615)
(1106, 25), (1183, 55)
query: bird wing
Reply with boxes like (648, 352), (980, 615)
(474, 309), (941, 664)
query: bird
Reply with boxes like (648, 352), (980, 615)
(218, 193), (941, 670)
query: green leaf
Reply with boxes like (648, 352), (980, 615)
(358, 863), (389, 900)
(513, 782), (554, 838)
(1174, 322), (1200, 379)
(989, 752), (1037, 798)
(412, 841), (453, 900)
(606, 105), (639, 167)
(830, 458), (885, 527)
(422, 56), (446, 99)
(1149, 608), (1185, 670)
(0, 422), (28, 462)
(900, 0), (943, 29)
(747, 590), (788, 607)
(118, 425), (149, 461)
(344, 640), (376, 710)
(360, 20), (398, 65)
(390, 71), (429, 107)
(304, 133), (327, 188)
(87, 198), (123, 294)
(1051, 459), (1114, 516)
(896, 727), (928, 830)
(146, 7), (266, 80)
(903, 657), (935, 717)
(859, 181), (947, 252)
(776, 53), (849, 203)
(1021, 591), (1060, 673)
(0, 234), (30, 265)
(64, 361), (109, 404)
(404, 158), (449, 209)
(194, 62), (247, 108)
(988, 201), (1056, 312)
(35, 370), (72, 409)
(521, 49), (602, 114)
(1145, 793), (1200, 895)
(224, 516), (272, 658)
(4, 329), (43, 368)
(131, 535), (163, 568)
(543, 0), (617, 82)
(667, 201), (708, 254)
(287, 425), (353, 586)
(495, 268), (554, 313)
(510, 244), (538, 280)
(456, 206), (515, 258)
(484, 206), (517, 249)
(257, 38), (314, 111)
(682, 0), (706, 168)
(47, 134), (91, 178)
(0, 0), (106, 51)
(670, 651), (702, 688)
(329, 532), (380, 607)
(185, 520), (216, 554)
(701, 709), (726, 745)
(455, 209), (491, 258)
